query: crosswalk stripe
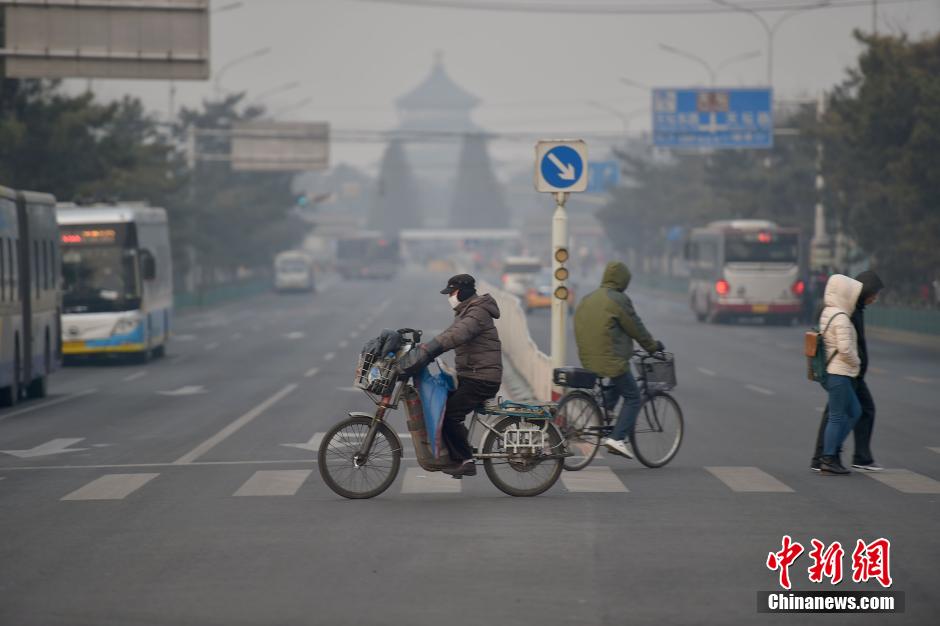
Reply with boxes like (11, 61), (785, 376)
(234, 470), (312, 497)
(928, 447), (940, 455)
(400, 467), (461, 494)
(864, 469), (940, 494)
(706, 466), (794, 493)
(561, 466), (628, 493)
(62, 473), (159, 501)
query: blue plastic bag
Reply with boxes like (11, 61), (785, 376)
(415, 363), (456, 457)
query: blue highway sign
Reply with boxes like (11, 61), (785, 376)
(652, 87), (773, 149)
(587, 161), (620, 193)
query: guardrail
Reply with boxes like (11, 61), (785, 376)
(480, 280), (554, 401)
(175, 277), (270, 310)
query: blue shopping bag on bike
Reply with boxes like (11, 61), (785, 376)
(415, 362), (456, 457)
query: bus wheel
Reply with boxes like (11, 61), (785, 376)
(1, 341), (21, 407)
(151, 344), (166, 359)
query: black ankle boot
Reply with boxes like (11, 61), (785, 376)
(820, 456), (850, 475)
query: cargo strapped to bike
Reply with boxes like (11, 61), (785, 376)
(493, 400), (555, 420)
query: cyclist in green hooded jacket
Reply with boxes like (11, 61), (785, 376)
(573, 261), (664, 458)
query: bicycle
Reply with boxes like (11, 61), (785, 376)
(552, 351), (683, 471)
(318, 328), (570, 499)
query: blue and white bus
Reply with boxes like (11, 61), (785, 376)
(57, 203), (173, 362)
(0, 186), (62, 405)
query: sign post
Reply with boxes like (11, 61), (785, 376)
(535, 140), (587, 377)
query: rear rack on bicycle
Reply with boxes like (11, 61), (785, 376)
(478, 398), (555, 420)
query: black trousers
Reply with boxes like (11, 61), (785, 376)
(442, 376), (501, 462)
(812, 378), (876, 465)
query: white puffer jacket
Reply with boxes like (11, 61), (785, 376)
(819, 274), (863, 377)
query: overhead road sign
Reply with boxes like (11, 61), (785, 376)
(587, 161), (620, 193)
(535, 140), (587, 193)
(0, 0), (209, 80)
(652, 87), (773, 149)
(231, 122), (330, 172)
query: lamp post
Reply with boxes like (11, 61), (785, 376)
(586, 101), (648, 133)
(711, 0), (831, 86)
(251, 81), (301, 105)
(214, 47), (272, 98)
(658, 43), (761, 86)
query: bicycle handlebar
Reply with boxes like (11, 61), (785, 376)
(397, 328), (423, 344)
(633, 349), (668, 361)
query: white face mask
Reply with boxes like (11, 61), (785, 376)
(448, 293), (460, 309)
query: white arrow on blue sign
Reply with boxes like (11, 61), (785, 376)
(535, 140), (588, 193)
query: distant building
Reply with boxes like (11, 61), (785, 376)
(390, 54), (506, 229)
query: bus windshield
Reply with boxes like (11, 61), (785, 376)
(61, 246), (141, 313)
(277, 259), (309, 273)
(725, 233), (799, 264)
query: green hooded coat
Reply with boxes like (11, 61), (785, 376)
(574, 262), (658, 377)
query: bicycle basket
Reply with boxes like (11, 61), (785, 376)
(634, 352), (677, 390)
(354, 352), (397, 395)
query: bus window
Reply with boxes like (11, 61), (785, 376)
(34, 240), (39, 295)
(9, 239), (15, 300)
(0, 239), (4, 301)
(725, 233), (798, 264)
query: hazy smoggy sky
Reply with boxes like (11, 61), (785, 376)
(73, 0), (940, 173)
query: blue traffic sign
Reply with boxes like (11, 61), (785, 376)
(539, 145), (585, 190)
(587, 161), (620, 193)
(652, 87), (773, 149)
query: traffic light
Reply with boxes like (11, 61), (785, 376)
(553, 246), (569, 301)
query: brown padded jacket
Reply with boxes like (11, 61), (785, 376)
(433, 293), (503, 383)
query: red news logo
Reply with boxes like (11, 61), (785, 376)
(767, 536), (893, 590)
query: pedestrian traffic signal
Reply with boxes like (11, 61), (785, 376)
(554, 286), (569, 301)
(554, 247), (569, 263)
(554, 267), (569, 281)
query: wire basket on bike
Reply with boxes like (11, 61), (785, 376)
(354, 351), (397, 396)
(634, 352), (677, 391)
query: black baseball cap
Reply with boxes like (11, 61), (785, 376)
(440, 274), (476, 294)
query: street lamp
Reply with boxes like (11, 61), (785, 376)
(214, 47), (272, 98)
(586, 101), (648, 132)
(711, 0), (831, 86)
(275, 97), (313, 118)
(658, 44), (761, 86)
(251, 81), (301, 105)
(212, 1), (244, 13)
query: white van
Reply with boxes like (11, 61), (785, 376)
(501, 256), (542, 297)
(274, 250), (315, 292)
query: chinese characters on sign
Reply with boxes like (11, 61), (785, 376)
(652, 88), (773, 149)
(767, 536), (893, 590)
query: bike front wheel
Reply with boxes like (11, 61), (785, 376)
(630, 392), (683, 468)
(318, 416), (402, 499)
(482, 416), (564, 497)
(554, 391), (602, 471)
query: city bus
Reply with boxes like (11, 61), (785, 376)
(686, 220), (804, 324)
(57, 203), (173, 362)
(0, 186), (62, 405)
(274, 250), (316, 292)
(336, 232), (400, 280)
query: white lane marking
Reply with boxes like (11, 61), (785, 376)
(62, 473), (159, 501)
(560, 466), (628, 493)
(868, 366), (888, 375)
(338, 340), (349, 348)
(205, 342), (220, 351)
(358, 323), (368, 331)
(282, 433), (323, 453)
(157, 385), (207, 397)
(745, 384), (775, 396)
(1, 438), (89, 459)
(174, 334), (197, 342)
(928, 447), (940, 455)
(233, 470), (312, 497)
(400, 467), (461, 494)
(349, 331), (359, 339)
(323, 352), (335, 361)
(706, 467), (794, 493)
(173, 384), (298, 465)
(815, 406), (825, 412)
(337, 387), (360, 393)
(696, 367), (717, 377)
(304, 367), (320, 379)
(123, 371), (147, 382)
(864, 469), (940, 494)
(0, 389), (97, 422)
(284, 331), (306, 340)
(905, 376), (933, 384)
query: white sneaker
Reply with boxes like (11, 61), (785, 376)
(602, 437), (633, 459)
(851, 462), (884, 472)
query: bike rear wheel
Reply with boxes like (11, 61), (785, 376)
(318, 416), (402, 499)
(482, 416), (564, 497)
(554, 391), (602, 471)
(630, 392), (683, 468)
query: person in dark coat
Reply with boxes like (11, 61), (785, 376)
(811, 270), (885, 472)
(396, 274), (502, 478)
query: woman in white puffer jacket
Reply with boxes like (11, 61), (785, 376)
(818, 274), (863, 474)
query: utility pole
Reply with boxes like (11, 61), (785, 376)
(810, 93), (831, 271)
